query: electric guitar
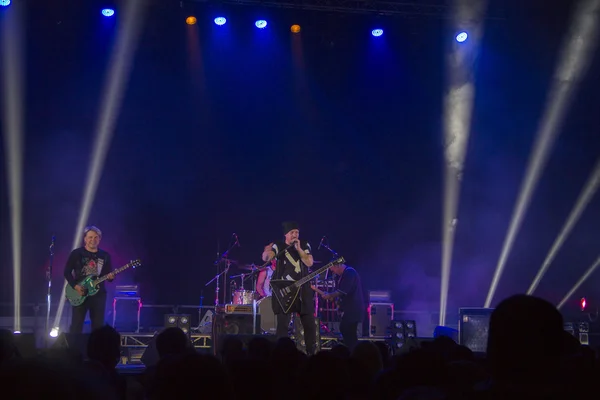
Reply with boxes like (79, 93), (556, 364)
(270, 256), (345, 314)
(65, 259), (141, 306)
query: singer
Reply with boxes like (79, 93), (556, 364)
(261, 221), (317, 354)
(63, 226), (115, 333)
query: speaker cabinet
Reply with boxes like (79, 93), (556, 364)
(212, 313), (261, 356)
(459, 307), (494, 353)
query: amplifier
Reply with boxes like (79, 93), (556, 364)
(112, 297), (141, 333)
(459, 307), (494, 353)
(369, 291), (391, 303)
(368, 302), (394, 337)
(115, 285), (139, 297)
(225, 304), (254, 314)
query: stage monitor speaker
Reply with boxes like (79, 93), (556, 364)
(212, 313), (261, 356)
(51, 333), (91, 358)
(164, 314), (191, 335)
(13, 333), (37, 358)
(459, 307), (494, 353)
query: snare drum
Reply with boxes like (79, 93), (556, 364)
(232, 290), (255, 305)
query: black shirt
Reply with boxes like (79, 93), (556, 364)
(336, 267), (365, 322)
(270, 240), (314, 315)
(64, 247), (113, 292)
(271, 240), (312, 281)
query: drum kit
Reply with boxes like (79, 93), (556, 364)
(224, 262), (275, 334)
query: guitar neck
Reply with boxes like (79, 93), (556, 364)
(296, 258), (344, 287)
(94, 263), (131, 284)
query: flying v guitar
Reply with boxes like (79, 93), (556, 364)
(65, 259), (141, 306)
(271, 256), (345, 314)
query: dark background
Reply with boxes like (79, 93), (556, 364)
(1, 0), (599, 321)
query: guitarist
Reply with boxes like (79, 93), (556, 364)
(261, 221), (317, 355)
(312, 263), (364, 351)
(64, 225), (115, 333)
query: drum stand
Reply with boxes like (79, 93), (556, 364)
(205, 238), (239, 306)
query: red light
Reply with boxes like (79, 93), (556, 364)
(580, 297), (587, 311)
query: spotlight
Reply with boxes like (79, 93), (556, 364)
(13, 330), (21, 334)
(255, 20), (267, 29)
(291, 24), (301, 33)
(371, 29), (383, 37)
(581, 297), (587, 311)
(214, 17), (226, 26)
(49, 327), (59, 338)
(455, 31), (468, 42)
(0, 0), (11, 6)
(101, 8), (115, 17)
(186, 16), (197, 25)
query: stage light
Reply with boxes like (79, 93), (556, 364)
(101, 8), (115, 17)
(49, 327), (59, 337)
(291, 24), (301, 33)
(255, 20), (267, 29)
(13, 330), (21, 334)
(186, 16), (197, 25)
(0, 0), (11, 7)
(456, 31), (468, 42)
(371, 29), (383, 37)
(214, 17), (226, 26)
(581, 297), (587, 311)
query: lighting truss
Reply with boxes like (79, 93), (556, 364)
(187, 0), (451, 17)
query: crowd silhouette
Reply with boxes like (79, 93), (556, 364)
(0, 294), (595, 399)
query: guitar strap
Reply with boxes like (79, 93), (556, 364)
(284, 250), (301, 274)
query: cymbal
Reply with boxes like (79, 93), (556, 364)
(238, 263), (258, 271)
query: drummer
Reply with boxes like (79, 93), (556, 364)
(256, 259), (275, 298)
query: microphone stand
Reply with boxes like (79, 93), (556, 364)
(205, 240), (238, 306)
(45, 236), (55, 347)
(318, 239), (340, 336)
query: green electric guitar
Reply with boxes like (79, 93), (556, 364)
(65, 259), (141, 306)
(271, 256), (345, 314)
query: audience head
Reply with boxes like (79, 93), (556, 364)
(87, 325), (121, 369)
(487, 294), (564, 383)
(156, 327), (191, 359)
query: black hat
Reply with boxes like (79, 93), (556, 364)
(282, 221), (299, 235)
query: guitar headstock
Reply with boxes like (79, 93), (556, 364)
(333, 256), (345, 265)
(129, 259), (142, 268)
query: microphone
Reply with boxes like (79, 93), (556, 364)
(233, 233), (241, 247)
(317, 236), (326, 251)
